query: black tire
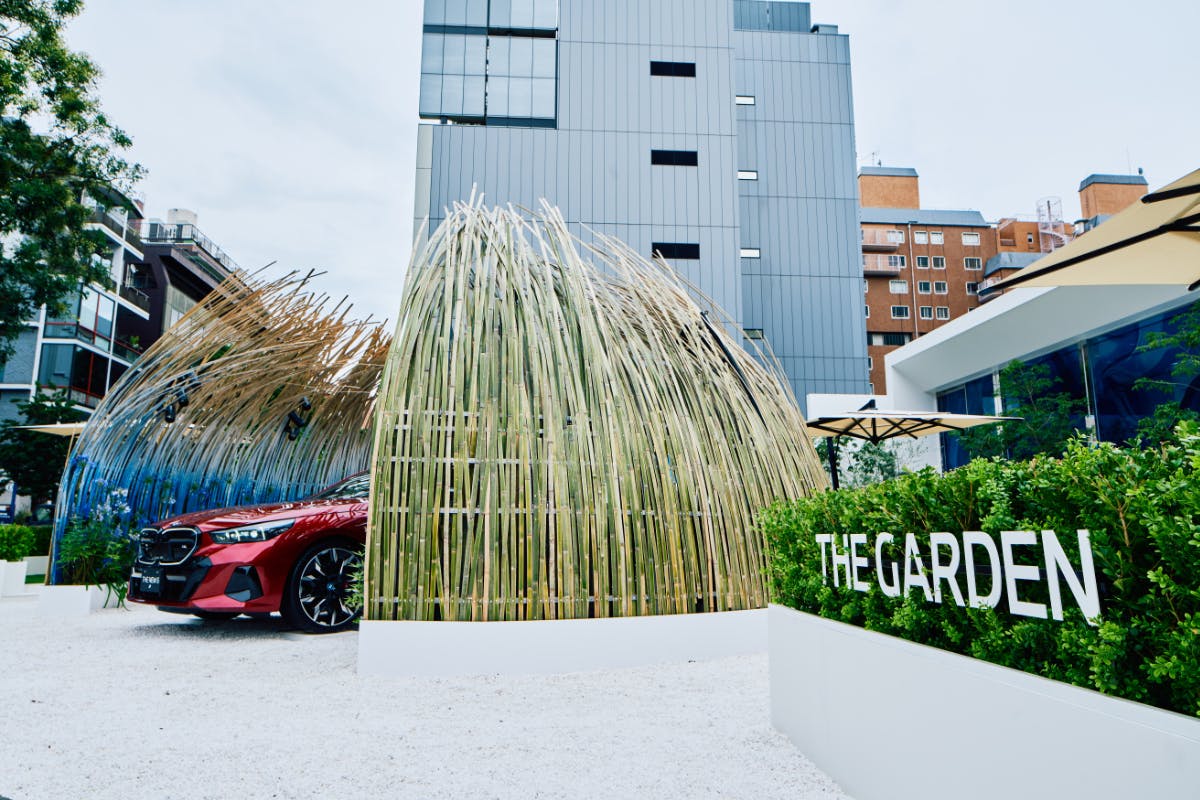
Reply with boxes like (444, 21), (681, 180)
(192, 611), (240, 622)
(281, 538), (363, 634)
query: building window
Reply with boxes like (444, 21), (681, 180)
(917, 281), (931, 294)
(913, 231), (928, 244)
(919, 306), (933, 319)
(744, 328), (764, 340)
(966, 282), (978, 295)
(916, 256), (929, 269)
(962, 232), (981, 246)
(863, 279), (868, 293)
(864, 305), (870, 318)
(934, 281), (948, 294)
(867, 356), (874, 370)
(1027, 232), (1035, 244)
(735, 95), (755, 105)
(651, 149), (698, 166)
(932, 256), (946, 269)
(964, 257), (982, 270)
(737, 170), (758, 181)
(887, 255), (906, 267)
(936, 306), (951, 320)
(652, 242), (700, 260)
(891, 306), (910, 319)
(886, 230), (905, 244)
(930, 231), (944, 245)
(870, 332), (912, 346)
(889, 279), (908, 294)
(740, 248), (761, 258)
(650, 60), (696, 77)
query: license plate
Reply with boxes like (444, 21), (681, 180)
(139, 567), (163, 595)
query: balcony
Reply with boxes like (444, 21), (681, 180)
(87, 207), (143, 252)
(861, 229), (903, 251)
(862, 254), (905, 276)
(119, 283), (151, 311)
(139, 221), (239, 278)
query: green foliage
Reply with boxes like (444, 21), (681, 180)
(0, 389), (86, 505)
(1135, 304), (1200, 394)
(56, 484), (136, 605)
(0, 0), (143, 360)
(814, 438), (901, 488)
(0, 523), (36, 560)
(956, 360), (1087, 461)
(762, 423), (1200, 716)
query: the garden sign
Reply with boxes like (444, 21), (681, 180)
(813, 530), (1101, 623)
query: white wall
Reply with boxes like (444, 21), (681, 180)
(770, 606), (1200, 800)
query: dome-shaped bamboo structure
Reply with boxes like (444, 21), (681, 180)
(51, 271), (388, 578)
(367, 203), (827, 622)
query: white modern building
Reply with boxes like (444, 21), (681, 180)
(414, 0), (869, 406)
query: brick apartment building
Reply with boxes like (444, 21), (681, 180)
(859, 167), (1147, 393)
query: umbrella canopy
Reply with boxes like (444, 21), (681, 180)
(805, 409), (1018, 444)
(995, 167), (1200, 291)
(15, 422), (88, 437)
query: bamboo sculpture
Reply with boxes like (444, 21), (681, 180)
(367, 202), (828, 622)
(52, 271), (388, 580)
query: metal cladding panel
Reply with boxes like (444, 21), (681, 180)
(417, 0), (741, 320)
(733, 28), (868, 402)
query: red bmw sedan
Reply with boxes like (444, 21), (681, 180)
(128, 473), (368, 633)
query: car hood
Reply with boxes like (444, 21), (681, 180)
(155, 498), (362, 531)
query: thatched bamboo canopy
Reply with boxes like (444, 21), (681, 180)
(367, 202), (827, 622)
(52, 271), (388, 578)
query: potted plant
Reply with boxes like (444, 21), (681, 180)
(40, 486), (136, 614)
(0, 523), (37, 596)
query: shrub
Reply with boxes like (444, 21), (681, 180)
(0, 524), (37, 561)
(762, 423), (1200, 717)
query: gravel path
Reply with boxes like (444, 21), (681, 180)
(0, 595), (850, 800)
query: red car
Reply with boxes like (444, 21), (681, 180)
(128, 473), (369, 633)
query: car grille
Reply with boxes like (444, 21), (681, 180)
(137, 527), (199, 565)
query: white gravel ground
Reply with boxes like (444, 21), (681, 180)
(0, 594), (850, 800)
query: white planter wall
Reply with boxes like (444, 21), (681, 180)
(23, 555), (48, 577)
(360, 609), (767, 677)
(1, 560), (31, 597)
(769, 605), (1200, 800)
(37, 585), (119, 616)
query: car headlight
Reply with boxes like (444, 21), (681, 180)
(209, 519), (295, 544)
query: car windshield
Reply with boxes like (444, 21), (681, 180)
(307, 473), (370, 501)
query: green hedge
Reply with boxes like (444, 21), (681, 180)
(0, 524), (38, 561)
(762, 424), (1200, 717)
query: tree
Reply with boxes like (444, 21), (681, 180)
(1132, 303), (1200, 446)
(957, 360), (1086, 461)
(0, 389), (85, 505)
(0, 0), (142, 360)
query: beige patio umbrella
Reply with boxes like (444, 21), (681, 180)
(806, 404), (1017, 489)
(16, 422), (88, 437)
(996, 167), (1200, 290)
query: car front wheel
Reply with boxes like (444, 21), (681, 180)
(281, 539), (363, 634)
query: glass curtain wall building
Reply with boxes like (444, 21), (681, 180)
(937, 300), (1200, 468)
(413, 0), (869, 406)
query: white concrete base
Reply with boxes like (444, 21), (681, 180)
(769, 605), (1200, 800)
(359, 608), (767, 677)
(1, 560), (32, 597)
(37, 584), (119, 616)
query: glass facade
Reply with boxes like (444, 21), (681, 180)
(420, 0), (558, 126)
(937, 300), (1200, 468)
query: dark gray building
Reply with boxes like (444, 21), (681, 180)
(414, 0), (868, 405)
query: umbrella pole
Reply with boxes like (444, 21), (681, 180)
(827, 436), (840, 490)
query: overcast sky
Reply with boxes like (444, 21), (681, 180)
(67, 1), (1197, 323)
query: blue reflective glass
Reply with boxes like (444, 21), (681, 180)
(531, 78), (555, 117)
(421, 33), (444, 73)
